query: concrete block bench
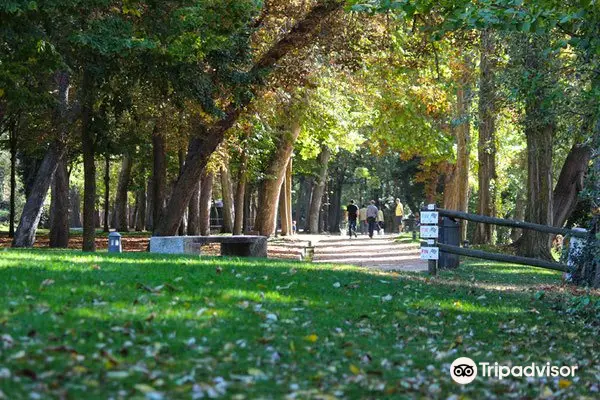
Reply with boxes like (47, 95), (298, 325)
(149, 235), (268, 258)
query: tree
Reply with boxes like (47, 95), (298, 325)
(473, 29), (498, 245)
(153, 1), (345, 236)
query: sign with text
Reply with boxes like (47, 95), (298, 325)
(420, 225), (439, 239)
(420, 246), (439, 260)
(420, 211), (439, 225)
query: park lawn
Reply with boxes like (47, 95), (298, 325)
(0, 251), (598, 399)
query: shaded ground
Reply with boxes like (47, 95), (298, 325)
(0, 250), (597, 399)
(0, 232), (151, 252)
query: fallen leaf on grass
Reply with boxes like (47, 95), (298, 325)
(304, 334), (318, 343)
(106, 371), (129, 379)
(40, 279), (55, 289)
(558, 379), (572, 389)
(349, 364), (361, 375)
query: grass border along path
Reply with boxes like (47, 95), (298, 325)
(0, 250), (598, 399)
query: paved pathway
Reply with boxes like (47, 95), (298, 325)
(269, 233), (427, 272)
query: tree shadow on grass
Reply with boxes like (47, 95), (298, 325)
(0, 250), (595, 399)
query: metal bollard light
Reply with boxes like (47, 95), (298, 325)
(108, 231), (122, 253)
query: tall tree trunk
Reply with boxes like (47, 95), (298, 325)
(473, 29), (497, 245)
(152, 123), (167, 234)
(243, 184), (251, 233)
(553, 143), (592, 228)
(187, 181), (200, 235)
(511, 192), (526, 242)
(516, 35), (555, 260)
(455, 57), (472, 242)
(442, 163), (460, 210)
(8, 117), (17, 238)
(69, 186), (82, 228)
(233, 149), (248, 235)
(221, 157), (235, 233)
(12, 71), (70, 247)
(153, 2), (343, 236)
(145, 178), (153, 231)
(255, 120), (301, 236)
(199, 170), (214, 236)
(295, 175), (305, 230)
(49, 159), (69, 248)
(178, 149), (188, 236)
(327, 179), (342, 233)
(308, 147), (331, 233)
(279, 160), (293, 236)
(135, 187), (146, 231)
(81, 69), (96, 252)
(103, 155), (110, 232)
(114, 153), (133, 232)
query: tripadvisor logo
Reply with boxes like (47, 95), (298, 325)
(450, 357), (578, 384)
(450, 357), (478, 384)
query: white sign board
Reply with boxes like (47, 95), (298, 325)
(420, 225), (439, 239)
(420, 246), (439, 260)
(420, 211), (439, 225)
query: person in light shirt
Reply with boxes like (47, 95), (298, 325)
(359, 204), (367, 235)
(395, 198), (404, 233)
(377, 208), (385, 235)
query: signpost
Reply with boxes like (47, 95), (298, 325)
(420, 204), (439, 275)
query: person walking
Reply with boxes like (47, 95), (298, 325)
(366, 200), (378, 238)
(394, 198), (404, 233)
(377, 208), (385, 235)
(346, 200), (359, 238)
(359, 204), (367, 235)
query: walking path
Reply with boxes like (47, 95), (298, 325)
(268, 233), (427, 272)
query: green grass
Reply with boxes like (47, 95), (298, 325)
(0, 250), (598, 399)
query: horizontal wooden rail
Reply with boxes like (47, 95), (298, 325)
(437, 243), (568, 272)
(437, 209), (587, 238)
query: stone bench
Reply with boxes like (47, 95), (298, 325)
(149, 235), (268, 258)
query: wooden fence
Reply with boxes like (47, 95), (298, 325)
(420, 206), (588, 275)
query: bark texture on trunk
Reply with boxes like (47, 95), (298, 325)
(135, 187), (146, 231)
(81, 69), (96, 252)
(49, 158), (69, 248)
(308, 147), (331, 233)
(199, 170), (214, 236)
(69, 186), (82, 228)
(178, 149), (188, 236)
(455, 59), (472, 242)
(145, 178), (153, 231)
(103, 155), (110, 232)
(516, 35), (555, 260)
(220, 158), (235, 233)
(13, 71), (70, 247)
(153, 2), (342, 236)
(442, 163), (459, 210)
(152, 124), (167, 234)
(114, 153), (133, 232)
(255, 120), (301, 236)
(233, 150), (248, 235)
(553, 143), (592, 228)
(187, 181), (200, 235)
(279, 160), (293, 235)
(9, 117), (17, 237)
(473, 29), (498, 245)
